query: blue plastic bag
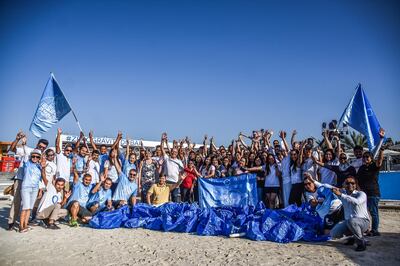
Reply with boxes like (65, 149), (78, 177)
(89, 205), (130, 229)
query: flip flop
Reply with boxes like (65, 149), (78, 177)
(19, 228), (28, 233)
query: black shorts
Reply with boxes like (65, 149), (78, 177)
(264, 187), (280, 194)
(68, 200), (93, 218)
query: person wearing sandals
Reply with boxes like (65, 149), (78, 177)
(19, 149), (47, 233)
(36, 178), (71, 229)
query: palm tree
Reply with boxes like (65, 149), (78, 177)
(342, 131), (368, 150)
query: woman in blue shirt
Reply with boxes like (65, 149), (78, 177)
(19, 149), (47, 233)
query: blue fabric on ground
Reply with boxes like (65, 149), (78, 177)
(89, 205), (130, 229)
(90, 202), (329, 243)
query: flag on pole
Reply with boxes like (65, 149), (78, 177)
(339, 83), (382, 151)
(29, 73), (72, 137)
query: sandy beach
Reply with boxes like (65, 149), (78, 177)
(0, 200), (399, 266)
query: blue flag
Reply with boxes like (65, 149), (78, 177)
(198, 173), (258, 209)
(29, 73), (72, 137)
(339, 84), (381, 151)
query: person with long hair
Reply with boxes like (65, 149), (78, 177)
(103, 148), (122, 193)
(288, 149), (303, 206)
(217, 156), (231, 177)
(247, 154), (282, 209)
(356, 128), (386, 236)
(313, 137), (356, 188)
(138, 150), (158, 202)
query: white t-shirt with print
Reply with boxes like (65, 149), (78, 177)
(38, 182), (63, 213)
(40, 161), (57, 189)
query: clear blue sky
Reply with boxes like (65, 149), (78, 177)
(0, 0), (399, 146)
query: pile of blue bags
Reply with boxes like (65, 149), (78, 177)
(89, 202), (329, 243)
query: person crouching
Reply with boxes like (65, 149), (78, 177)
(36, 178), (71, 229)
(330, 176), (370, 251)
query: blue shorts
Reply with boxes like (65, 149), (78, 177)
(21, 187), (39, 210)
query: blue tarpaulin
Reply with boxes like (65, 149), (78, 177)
(198, 173), (258, 208)
(90, 202), (329, 243)
(89, 174), (328, 243)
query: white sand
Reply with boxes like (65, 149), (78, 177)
(0, 200), (399, 266)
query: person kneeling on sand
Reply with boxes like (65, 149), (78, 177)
(36, 178), (71, 229)
(86, 174), (113, 214)
(112, 169), (138, 209)
(146, 173), (186, 206)
(67, 171), (95, 227)
(330, 176), (370, 251)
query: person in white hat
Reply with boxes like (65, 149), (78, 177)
(19, 149), (46, 233)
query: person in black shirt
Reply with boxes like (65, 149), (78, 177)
(356, 128), (385, 236)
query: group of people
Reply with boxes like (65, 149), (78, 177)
(6, 127), (387, 251)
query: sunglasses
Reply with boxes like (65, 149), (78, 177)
(129, 173), (137, 176)
(31, 155), (41, 159)
(65, 149), (72, 152)
(345, 182), (356, 185)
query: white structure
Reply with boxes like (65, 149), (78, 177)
(60, 134), (202, 149)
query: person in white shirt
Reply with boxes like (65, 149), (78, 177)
(350, 145), (364, 173)
(55, 128), (72, 190)
(330, 176), (370, 252)
(36, 178), (71, 229)
(87, 150), (101, 184)
(7, 131), (48, 231)
(31, 148), (58, 222)
(160, 133), (184, 202)
(247, 154), (282, 209)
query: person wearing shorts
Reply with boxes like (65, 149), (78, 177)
(67, 172), (94, 226)
(19, 149), (46, 233)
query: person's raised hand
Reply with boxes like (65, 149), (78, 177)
(100, 173), (105, 183)
(40, 155), (47, 168)
(379, 128), (385, 138)
(292, 129), (297, 136)
(89, 130), (93, 138)
(64, 190), (72, 199)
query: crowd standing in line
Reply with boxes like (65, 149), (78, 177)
(5, 127), (387, 251)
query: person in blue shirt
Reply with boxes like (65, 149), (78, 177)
(123, 140), (138, 177)
(112, 167), (138, 209)
(19, 149), (47, 233)
(88, 130), (122, 173)
(86, 174), (113, 214)
(67, 170), (95, 227)
(74, 144), (88, 181)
